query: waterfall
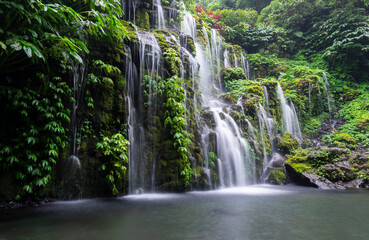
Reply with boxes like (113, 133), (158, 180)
(323, 72), (332, 115)
(217, 158), (225, 187)
(277, 84), (302, 141)
(258, 104), (276, 152)
(127, 31), (162, 194)
(211, 29), (223, 90)
(241, 52), (250, 80)
(233, 52), (239, 67)
(258, 103), (277, 179)
(224, 50), (231, 68)
(181, 11), (197, 39)
(155, 0), (166, 29)
(193, 18), (255, 186)
(213, 111), (248, 186)
(63, 64), (86, 199)
(122, 0), (137, 22)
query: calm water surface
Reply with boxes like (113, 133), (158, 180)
(1, 185), (369, 240)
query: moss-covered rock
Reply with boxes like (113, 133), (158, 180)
(277, 133), (301, 154)
(222, 67), (246, 83)
(285, 146), (369, 189)
(267, 168), (287, 185)
(136, 9), (151, 30)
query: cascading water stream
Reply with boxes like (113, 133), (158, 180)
(224, 50), (231, 68)
(258, 104), (276, 152)
(241, 52), (250, 80)
(277, 84), (302, 142)
(127, 32), (162, 194)
(263, 86), (270, 114)
(233, 52), (239, 67)
(189, 12), (256, 186)
(63, 64), (86, 199)
(211, 29), (223, 90)
(258, 104), (277, 179)
(155, 0), (166, 29)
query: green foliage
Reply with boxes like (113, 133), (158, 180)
(97, 133), (129, 195)
(220, 9), (258, 27)
(160, 76), (193, 186)
(259, 0), (369, 81)
(247, 53), (287, 77)
(206, 152), (217, 168)
(223, 67), (246, 83)
(197, 0), (272, 11)
(164, 48), (181, 76)
(0, 0), (128, 200)
(0, 76), (71, 199)
(307, 4), (369, 82)
(322, 92), (369, 149)
(223, 22), (289, 54)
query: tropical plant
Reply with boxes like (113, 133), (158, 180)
(97, 133), (129, 195)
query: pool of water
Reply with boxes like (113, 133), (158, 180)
(1, 185), (369, 240)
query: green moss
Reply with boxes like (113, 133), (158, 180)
(246, 85), (263, 96)
(186, 37), (196, 56)
(277, 133), (301, 154)
(335, 133), (356, 145)
(268, 169), (287, 185)
(120, 20), (138, 39)
(289, 162), (312, 173)
(223, 67), (246, 83)
(136, 9), (150, 30)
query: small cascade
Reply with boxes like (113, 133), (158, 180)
(323, 72), (332, 115)
(240, 52), (250, 79)
(122, 0), (137, 22)
(258, 104), (276, 152)
(127, 31), (162, 194)
(233, 52), (239, 67)
(217, 158), (225, 187)
(263, 86), (270, 113)
(213, 110), (247, 186)
(189, 10), (255, 187)
(277, 84), (302, 141)
(180, 47), (200, 125)
(154, 0), (166, 29)
(63, 64), (86, 199)
(224, 50), (231, 68)
(258, 109), (268, 178)
(211, 29), (223, 90)
(200, 125), (212, 188)
(181, 11), (197, 39)
(258, 104), (277, 179)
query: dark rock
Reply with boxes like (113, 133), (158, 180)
(285, 163), (341, 189)
(343, 178), (368, 189)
